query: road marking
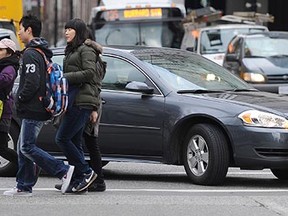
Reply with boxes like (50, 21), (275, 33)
(107, 189), (288, 193)
(161, 171), (273, 175)
(1, 188), (288, 193)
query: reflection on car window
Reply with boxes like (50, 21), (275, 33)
(145, 63), (201, 90)
(102, 56), (147, 91)
(135, 50), (250, 91)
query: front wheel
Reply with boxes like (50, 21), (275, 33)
(0, 122), (19, 177)
(183, 123), (229, 185)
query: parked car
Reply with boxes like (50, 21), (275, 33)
(223, 31), (288, 94)
(4, 46), (288, 186)
(181, 24), (268, 65)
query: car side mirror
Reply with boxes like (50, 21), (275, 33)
(225, 53), (239, 62)
(125, 81), (154, 94)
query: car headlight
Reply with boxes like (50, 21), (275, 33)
(240, 72), (266, 83)
(238, 110), (288, 128)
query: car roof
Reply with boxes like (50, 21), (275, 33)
(52, 45), (197, 57)
(198, 24), (268, 31)
(235, 31), (288, 39)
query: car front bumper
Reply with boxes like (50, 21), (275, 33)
(228, 125), (288, 169)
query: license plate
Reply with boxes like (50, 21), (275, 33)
(278, 85), (288, 95)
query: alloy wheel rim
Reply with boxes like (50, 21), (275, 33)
(187, 135), (209, 176)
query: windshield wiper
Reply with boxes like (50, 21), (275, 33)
(245, 55), (265, 58)
(269, 54), (288, 58)
(177, 89), (224, 94)
(229, 88), (258, 92)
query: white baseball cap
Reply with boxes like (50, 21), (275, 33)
(0, 38), (16, 52)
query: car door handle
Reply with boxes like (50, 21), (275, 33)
(101, 99), (106, 104)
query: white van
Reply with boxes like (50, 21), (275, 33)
(181, 24), (268, 65)
(0, 28), (21, 51)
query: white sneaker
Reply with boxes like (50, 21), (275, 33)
(61, 165), (75, 194)
(3, 187), (32, 197)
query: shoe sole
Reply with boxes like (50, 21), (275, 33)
(61, 166), (75, 194)
(76, 172), (97, 192)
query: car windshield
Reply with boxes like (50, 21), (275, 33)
(200, 27), (266, 55)
(134, 49), (252, 91)
(244, 36), (288, 57)
(95, 22), (181, 48)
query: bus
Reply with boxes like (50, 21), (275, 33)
(0, 0), (24, 49)
(88, 0), (186, 48)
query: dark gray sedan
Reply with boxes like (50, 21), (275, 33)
(3, 46), (288, 186)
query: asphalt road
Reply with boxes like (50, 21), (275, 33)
(0, 162), (288, 216)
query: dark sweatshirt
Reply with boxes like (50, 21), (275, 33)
(16, 37), (52, 121)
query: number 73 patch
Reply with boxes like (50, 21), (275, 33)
(25, 64), (36, 73)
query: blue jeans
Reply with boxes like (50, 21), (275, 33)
(55, 106), (92, 184)
(17, 119), (69, 192)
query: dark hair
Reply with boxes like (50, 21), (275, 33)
(64, 18), (88, 54)
(19, 14), (42, 37)
(87, 28), (95, 41)
(6, 48), (14, 55)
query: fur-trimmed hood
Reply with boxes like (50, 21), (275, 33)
(84, 39), (103, 55)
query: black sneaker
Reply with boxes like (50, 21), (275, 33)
(55, 184), (61, 191)
(73, 170), (97, 192)
(55, 183), (87, 194)
(88, 181), (106, 192)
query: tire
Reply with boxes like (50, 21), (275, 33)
(270, 168), (288, 180)
(0, 122), (19, 177)
(183, 123), (229, 186)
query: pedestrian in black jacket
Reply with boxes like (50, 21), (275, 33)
(4, 15), (74, 196)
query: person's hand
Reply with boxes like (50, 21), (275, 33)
(90, 111), (98, 123)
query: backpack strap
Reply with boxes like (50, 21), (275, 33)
(26, 48), (53, 108)
(27, 47), (50, 65)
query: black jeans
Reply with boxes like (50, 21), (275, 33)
(83, 133), (104, 183)
(0, 131), (18, 164)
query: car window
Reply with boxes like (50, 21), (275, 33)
(200, 27), (266, 55)
(102, 56), (148, 91)
(52, 55), (63, 66)
(244, 36), (288, 57)
(227, 38), (241, 56)
(52, 54), (152, 92)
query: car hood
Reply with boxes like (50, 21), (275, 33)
(199, 91), (288, 116)
(243, 57), (288, 75)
